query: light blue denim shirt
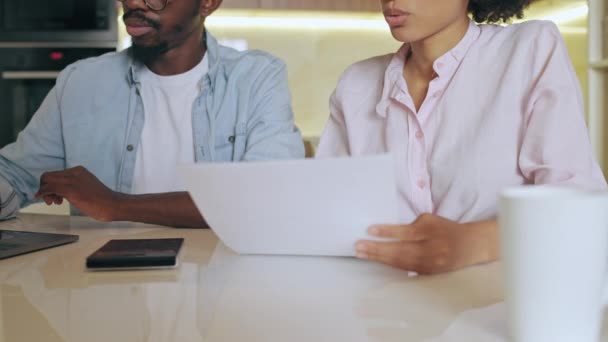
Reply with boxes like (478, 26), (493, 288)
(0, 31), (304, 219)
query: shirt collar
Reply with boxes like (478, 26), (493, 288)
(376, 20), (481, 117)
(126, 29), (220, 91)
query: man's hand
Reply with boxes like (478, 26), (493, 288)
(35, 166), (121, 222)
(355, 214), (498, 274)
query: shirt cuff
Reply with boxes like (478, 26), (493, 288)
(0, 176), (19, 220)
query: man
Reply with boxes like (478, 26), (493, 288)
(0, 0), (304, 227)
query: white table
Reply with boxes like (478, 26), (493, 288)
(0, 214), (606, 342)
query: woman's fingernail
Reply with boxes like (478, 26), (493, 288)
(356, 252), (368, 259)
(369, 227), (380, 235)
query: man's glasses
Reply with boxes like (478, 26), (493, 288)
(118, 0), (169, 11)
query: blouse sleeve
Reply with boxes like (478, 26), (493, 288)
(316, 87), (351, 158)
(519, 21), (606, 189)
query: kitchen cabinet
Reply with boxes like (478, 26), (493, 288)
(222, 0), (380, 11)
(588, 0), (608, 172)
(222, 0), (261, 9)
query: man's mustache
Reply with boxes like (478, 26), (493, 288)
(123, 10), (161, 29)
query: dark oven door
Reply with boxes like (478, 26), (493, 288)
(0, 71), (55, 148)
(0, 47), (115, 148)
(0, 0), (117, 44)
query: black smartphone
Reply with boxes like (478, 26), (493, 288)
(86, 238), (184, 270)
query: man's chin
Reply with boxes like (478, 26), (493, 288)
(130, 41), (169, 60)
(130, 36), (157, 48)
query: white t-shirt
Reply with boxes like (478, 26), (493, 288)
(131, 54), (209, 194)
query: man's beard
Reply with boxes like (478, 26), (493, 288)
(123, 9), (167, 62)
(130, 42), (170, 63)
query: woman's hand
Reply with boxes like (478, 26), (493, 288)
(355, 214), (499, 274)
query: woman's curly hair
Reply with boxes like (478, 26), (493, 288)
(468, 0), (535, 23)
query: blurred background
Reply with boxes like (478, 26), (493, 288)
(190, 0), (594, 147)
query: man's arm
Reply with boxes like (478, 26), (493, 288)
(113, 192), (207, 228)
(0, 68), (72, 220)
(242, 58), (305, 161)
(36, 166), (207, 228)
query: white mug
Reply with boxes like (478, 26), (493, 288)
(499, 186), (608, 342)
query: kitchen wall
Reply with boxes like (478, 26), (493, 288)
(207, 21), (401, 140)
(204, 18), (589, 140)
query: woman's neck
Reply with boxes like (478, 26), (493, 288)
(407, 16), (470, 79)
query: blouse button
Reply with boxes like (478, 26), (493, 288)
(417, 180), (427, 189)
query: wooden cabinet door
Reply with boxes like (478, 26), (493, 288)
(259, 0), (380, 11)
(221, 0), (261, 9)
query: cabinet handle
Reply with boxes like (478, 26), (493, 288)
(1, 71), (60, 80)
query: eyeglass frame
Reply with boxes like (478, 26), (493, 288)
(118, 0), (170, 12)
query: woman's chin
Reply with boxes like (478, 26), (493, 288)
(389, 28), (424, 44)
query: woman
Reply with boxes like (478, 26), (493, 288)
(316, 0), (607, 274)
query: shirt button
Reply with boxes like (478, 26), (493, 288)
(417, 180), (427, 189)
(433, 90), (443, 98)
(228, 136), (236, 143)
(415, 131), (424, 139)
(126, 145), (134, 152)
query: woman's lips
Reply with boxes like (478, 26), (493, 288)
(383, 9), (411, 28)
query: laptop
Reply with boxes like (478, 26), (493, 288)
(0, 230), (79, 259)
(178, 154), (399, 257)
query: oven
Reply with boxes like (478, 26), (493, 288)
(0, 47), (116, 148)
(0, 0), (118, 148)
(0, 0), (117, 44)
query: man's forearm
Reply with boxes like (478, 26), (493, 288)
(111, 192), (208, 228)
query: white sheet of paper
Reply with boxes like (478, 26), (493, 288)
(178, 154), (399, 256)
